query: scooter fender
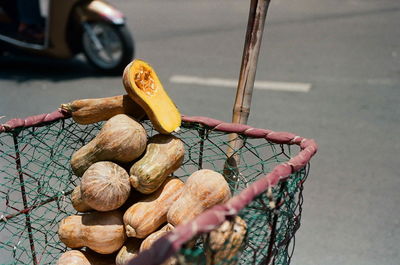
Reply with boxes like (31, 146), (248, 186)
(77, 0), (125, 25)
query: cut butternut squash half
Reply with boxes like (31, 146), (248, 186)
(123, 59), (181, 134)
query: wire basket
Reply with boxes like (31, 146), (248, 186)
(0, 110), (317, 265)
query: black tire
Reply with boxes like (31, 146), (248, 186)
(82, 23), (134, 75)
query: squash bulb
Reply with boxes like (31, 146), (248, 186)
(80, 161), (131, 212)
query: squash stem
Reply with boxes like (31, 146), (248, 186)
(60, 103), (74, 113)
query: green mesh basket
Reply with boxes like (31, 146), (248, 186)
(0, 111), (317, 265)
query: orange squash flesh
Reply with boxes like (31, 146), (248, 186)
(123, 59), (181, 134)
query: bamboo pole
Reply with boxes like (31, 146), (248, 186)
(224, 0), (271, 184)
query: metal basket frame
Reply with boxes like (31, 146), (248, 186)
(0, 109), (317, 265)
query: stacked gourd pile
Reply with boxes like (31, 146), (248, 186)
(56, 60), (247, 265)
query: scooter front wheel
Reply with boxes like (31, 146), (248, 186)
(82, 22), (134, 74)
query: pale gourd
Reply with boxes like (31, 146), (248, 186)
(129, 134), (184, 194)
(61, 95), (145, 125)
(204, 216), (247, 265)
(140, 224), (176, 265)
(80, 161), (131, 212)
(57, 250), (116, 265)
(70, 114), (147, 177)
(124, 177), (184, 238)
(115, 238), (142, 265)
(167, 169), (231, 226)
(58, 211), (126, 254)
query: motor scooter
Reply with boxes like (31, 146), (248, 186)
(0, 0), (134, 74)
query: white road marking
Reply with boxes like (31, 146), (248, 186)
(170, 75), (311, 93)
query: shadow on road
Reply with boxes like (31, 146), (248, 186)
(0, 53), (110, 82)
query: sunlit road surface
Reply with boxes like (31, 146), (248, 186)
(1, 0), (400, 264)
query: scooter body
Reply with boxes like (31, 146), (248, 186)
(0, 0), (134, 73)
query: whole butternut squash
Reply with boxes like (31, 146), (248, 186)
(123, 59), (181, 134)
(123, 177), (184, 238)
(70, 114), (147, 177)
(167, 169), (231, 226)
(140, 224), (176, 265)
(58, 211), (126, 254)
(57, 250), (91, 265)
(115, 238), (142, 265)
(61, 95), (146, 125)
(57, 250), (116, 265)
(204, 216), (247, 265)
(80, 161), (131, 212)
(129, 134), (184, 194)
(139, 223), (173, 251)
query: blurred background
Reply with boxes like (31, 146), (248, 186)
(0, 0), (399, 264)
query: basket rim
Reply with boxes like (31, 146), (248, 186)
(1, 109), (315, 145)
(0, 109), (317, 170)
(0, 109), (318, 265)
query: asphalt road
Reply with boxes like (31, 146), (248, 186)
(1, 0), (400, 264)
